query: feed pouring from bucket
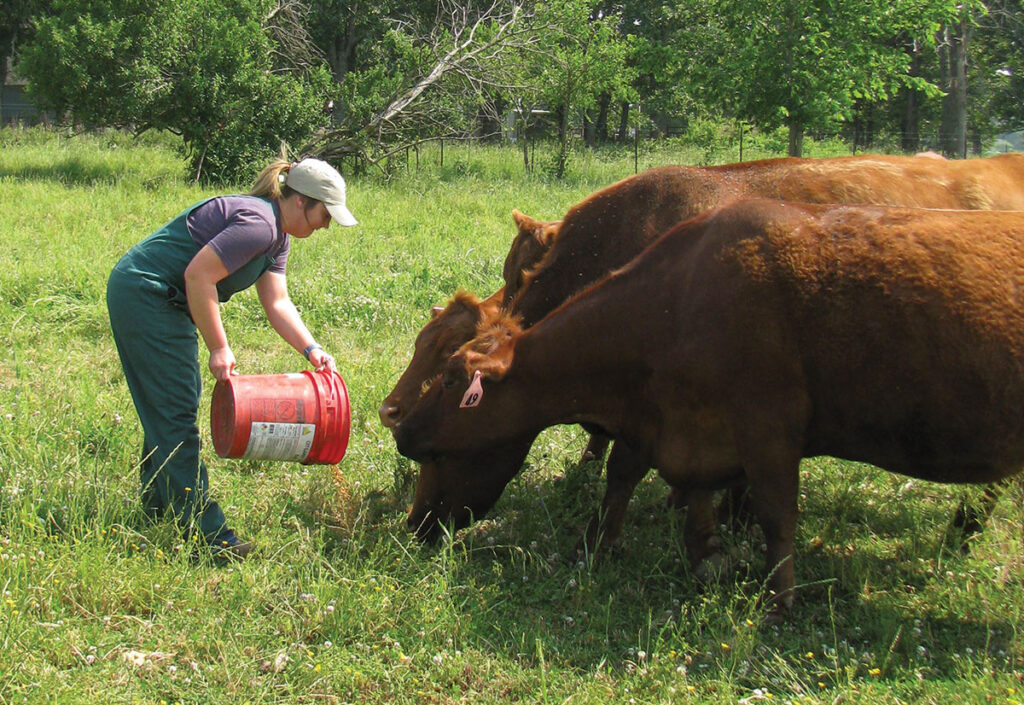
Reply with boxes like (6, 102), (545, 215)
(211, 369), (351, 465)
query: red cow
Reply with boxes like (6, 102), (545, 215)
(395, 200), (1024, 617)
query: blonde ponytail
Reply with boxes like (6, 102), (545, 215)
(248, 158), (292, 199)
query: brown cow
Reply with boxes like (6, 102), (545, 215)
(394, 200), (1024, 617)
(390, 153), (1024, 543)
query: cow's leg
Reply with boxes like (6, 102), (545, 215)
(744, 461), (800, 620)
(717, 483), (755, 530)
(580, 441), (649, 554)
(579, 431), (611, 464)
(682, 489), (723, 578)
(946, 480), (1007, 553)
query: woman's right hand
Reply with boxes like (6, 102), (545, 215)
(209, 346), (237, 381)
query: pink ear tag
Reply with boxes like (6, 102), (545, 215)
(459, 370), (484, 409)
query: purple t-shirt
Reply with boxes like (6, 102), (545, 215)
(186, 196), (290, 275)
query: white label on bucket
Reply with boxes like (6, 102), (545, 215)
(243, 422), (316, 461)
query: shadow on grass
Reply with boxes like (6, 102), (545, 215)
(274, 449), (1021, 681)
(0, 157), (164, 187)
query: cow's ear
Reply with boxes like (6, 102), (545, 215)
(476, 356), (510, 381)
(511, 209), (537, 231)
(464, 350), (511, 381)
(536, 220), (561, 247)
(431, 305), (445, 318)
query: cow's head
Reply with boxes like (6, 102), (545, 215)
(378, 292), (491, 429)
(395, 316), (534, 539)
(394, 315), (520, 460)
(502, 210), (561, 307)
(405, 437), (535, 542)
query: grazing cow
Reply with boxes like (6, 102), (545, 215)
(394, 200), (1024, 616)
(379, 289), (503, 429)
(390, 153), (1024, 544)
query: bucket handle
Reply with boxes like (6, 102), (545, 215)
(318, 367), (341, 407)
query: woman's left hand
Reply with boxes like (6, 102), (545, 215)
(309, 348), (337, 373)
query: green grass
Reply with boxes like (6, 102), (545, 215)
(1, 126), (1022, 704)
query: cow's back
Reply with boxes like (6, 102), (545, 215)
(511, 165), (740, 323)
(511, 154), (1024, 327)
(738, 153), (1024, 209)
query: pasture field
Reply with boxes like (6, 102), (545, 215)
(1, 127), (1022, 705)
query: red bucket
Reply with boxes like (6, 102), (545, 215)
(210, 370), (351, 465)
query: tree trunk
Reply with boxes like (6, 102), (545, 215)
(787, 120), (804, 157)
(616, 100), (629, 143)
(595, 92), (611, 144)
(556, 102), (569, 178)
(853, 104), (875, 153)
(901, 45), (922, 152)
(1, 32), (13, 125)
(517, 111), (530, 173)
(938, 17), (970, 158)
(325, 21), (358, 84)
(583, 109), (596, 148)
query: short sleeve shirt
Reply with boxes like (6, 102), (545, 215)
(185, 196), (290, 275)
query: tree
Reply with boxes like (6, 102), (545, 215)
(937, 10), (973, 157)
(514, 0), (632, 176)
(966, 0), (1024, 150)
(306, 0), (435, 83)
(306, 0), (540, 171)
(0, 0), (51, 121)
(18, 0), (332, 182)
(686, 0), (965, 156)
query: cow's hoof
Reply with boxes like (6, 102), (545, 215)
(757, 590), (794, 624)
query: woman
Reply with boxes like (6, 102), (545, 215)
(107, 157), (357, 559)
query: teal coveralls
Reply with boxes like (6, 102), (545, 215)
(107, 197), (277, 541)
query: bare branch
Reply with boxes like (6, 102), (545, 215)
(306, 0), (555, 167)
(264, 0), (326, 74)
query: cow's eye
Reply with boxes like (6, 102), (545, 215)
(442, 375), (456, 389)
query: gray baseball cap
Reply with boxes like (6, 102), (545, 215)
(285, 158), (358, 227)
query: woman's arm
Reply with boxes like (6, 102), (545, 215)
(256, 271), (336, 372)
(184, 244), (236, 380)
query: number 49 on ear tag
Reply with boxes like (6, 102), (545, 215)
(460, 370), (484, 408)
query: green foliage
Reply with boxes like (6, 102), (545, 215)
(971, 2), (1024, 134)
(679, 0), (975, 154)
(17, 0), (332, 182)
(514, 0), (634, 176)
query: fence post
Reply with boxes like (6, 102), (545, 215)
(633, 122), (639, 174)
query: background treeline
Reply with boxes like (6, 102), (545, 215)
(2, 0), (1022, 182)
